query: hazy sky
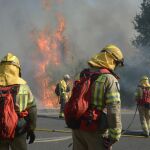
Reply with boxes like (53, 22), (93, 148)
(0, 0), (141, 61)
(0, 0), (144, 107)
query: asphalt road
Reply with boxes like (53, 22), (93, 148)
(27, 111), (150, 150)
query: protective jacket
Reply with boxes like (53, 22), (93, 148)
(59, 79), (69, 101)
(15, 84), (37, 131)
(90, 68), (122, 141)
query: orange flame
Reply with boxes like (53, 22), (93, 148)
(32, 13), (66, 108)
(55, 14), (65, 41)
(31, 0), (68, 108)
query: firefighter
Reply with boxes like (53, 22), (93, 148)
(0, 53), (37, 150)
(58, 74), (71, 118)
(72, 44), (124, 150)
(135, 75), (150, 137)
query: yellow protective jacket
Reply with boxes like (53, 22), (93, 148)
(0, 64), (37, 131)
(91, 69), (122, 141)
(16, 84), (37, 131)
(59, 79), (68, 101)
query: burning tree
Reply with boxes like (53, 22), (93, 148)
(133, 0), (150, 47)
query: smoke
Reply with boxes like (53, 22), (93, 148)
(0, 0), (145, 108)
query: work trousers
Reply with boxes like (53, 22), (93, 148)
(59, 98), (65, 115)
(72, 129), (112, 150)
(138, 105), (150, 135)
(0, 133), (27, 150)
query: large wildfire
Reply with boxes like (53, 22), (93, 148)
(31, 0), (68, 108)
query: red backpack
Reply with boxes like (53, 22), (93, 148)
(64, 68), (110, 130)
(0, 85), (19, 140)
(138, 86), (150, 105)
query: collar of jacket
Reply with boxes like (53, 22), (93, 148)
(90, 67), (120, 80)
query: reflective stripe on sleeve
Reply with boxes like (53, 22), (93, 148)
(18, 95), (28, 112)
(24, 94), (28, 109)
(109, 128), (121, 140)
(106, 92), (120, 104)
(19, 95), (23, 112)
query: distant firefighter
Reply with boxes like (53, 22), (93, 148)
(55, 74), (71, 118)
(135, 75), (150, 137)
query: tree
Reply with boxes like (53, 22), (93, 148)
(133, 0), (150, 47)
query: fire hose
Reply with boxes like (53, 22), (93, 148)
(122, 105), (138, 135)
(36, 128), (71, 133)
(34, 136), (72, 143)
(35, 128), (71, 143)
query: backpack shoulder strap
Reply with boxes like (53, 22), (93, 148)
(0, 85), (20, 93)
(11, 85), (20, 103)
(0, 85), (20, 103)
(80, 68), (110, 78)
(99, 68), (110, 74)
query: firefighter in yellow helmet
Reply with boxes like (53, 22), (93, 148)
(135, 75), (150, 137)
(72, 44), (124, 150)
(58, 74), (71, 118)
(0, 53), (37, 150)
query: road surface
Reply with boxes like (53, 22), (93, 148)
(27, 109), (150, 150)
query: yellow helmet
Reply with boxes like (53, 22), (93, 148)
(101, 44), (124, 66)
(1, 53), (21, 68)
(140, 76), (149, 81)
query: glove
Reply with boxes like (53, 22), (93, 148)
(26, 130), (35, 144)
(103, 137), (116, 150)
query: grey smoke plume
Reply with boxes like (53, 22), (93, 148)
(0, 0), (145, 108)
